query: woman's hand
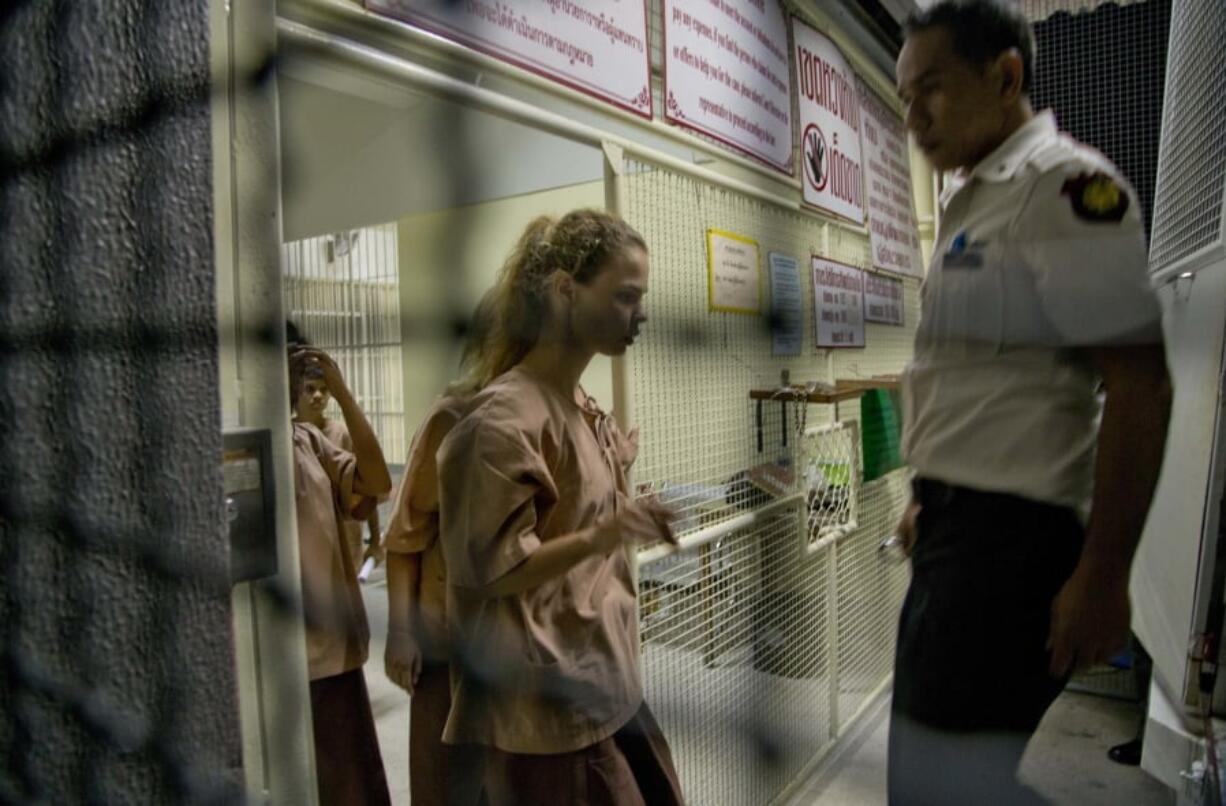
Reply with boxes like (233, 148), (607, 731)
(590, 495), (679, 554)
(614, 426), (640, 469)
(385, 628), (423, 694)
(290, 347), (350, 398)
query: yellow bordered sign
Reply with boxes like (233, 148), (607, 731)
(707, 228), (761, 315)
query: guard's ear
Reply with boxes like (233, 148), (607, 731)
(996, 47), (1025, 101)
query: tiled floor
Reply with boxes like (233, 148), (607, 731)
(789, 690), (1174, 805)
(362, 568), (413, 806)
(362, 574), (1174, 805)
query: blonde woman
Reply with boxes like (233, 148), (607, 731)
(437, 210), (684, 805)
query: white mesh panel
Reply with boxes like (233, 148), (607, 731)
(624, 157), (916, 804)
(834, 472), (912, 728)
(640, 506), (834, 805)
(1149, 0), (1226, 272)
(623, 161), (920, 530)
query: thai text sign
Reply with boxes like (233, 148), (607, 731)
(708, 229), (761, 314)
(859, 81), (924, 277)
(794, 19), (864, 222)
(366, 0), (652, 117)
(768, 252), (803, 355)
(663, 0), (793, 172)
(864, 271), (904, 326)
(813, 257), (865, 347)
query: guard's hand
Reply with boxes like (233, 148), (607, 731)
(385, 629), (422, 694)
(1047, 565), (1130, 678)
(895, 500), (922, 556)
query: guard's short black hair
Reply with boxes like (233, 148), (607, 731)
(906, 0), (1036, 94)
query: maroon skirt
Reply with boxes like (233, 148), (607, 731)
(309, 668), (391, 806)
(412, 661), (489, 806)
(484, 703), (685, 806)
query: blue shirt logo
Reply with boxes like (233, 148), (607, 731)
(948, 231), (968, 256)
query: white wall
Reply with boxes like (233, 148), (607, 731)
(278, 76), (604, 242)
(1135, 265), (1226, 708)
(395, 179), (612, 446)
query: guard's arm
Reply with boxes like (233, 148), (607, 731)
(1048, 344), (1171, 676)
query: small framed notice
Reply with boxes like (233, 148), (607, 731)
(864, 272), (905, 326)
(812, 256), (866, 348)
(707, 229), (761, 314)
(768, 252), (803, 356)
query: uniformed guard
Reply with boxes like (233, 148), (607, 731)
(890, 2), (1172, 803)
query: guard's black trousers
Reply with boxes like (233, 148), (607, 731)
(888, 478), (1085, 806)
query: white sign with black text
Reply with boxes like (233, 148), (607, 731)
(768, 252), (803, 355)
(864, 272), (904, 326)
(708, 229), (761, 314)
(812, 257), (866, 348)
(859, 81), (925, 277)
(365, 0), (652, 118)
(663, 0), (793, 172)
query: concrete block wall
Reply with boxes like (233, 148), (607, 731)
(0, 2), (241, 802)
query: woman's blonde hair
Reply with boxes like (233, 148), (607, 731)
(446, 288), (499, 396)
(464, 209), (646, 390)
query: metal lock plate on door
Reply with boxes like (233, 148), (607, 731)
(222, 427), (278, 583)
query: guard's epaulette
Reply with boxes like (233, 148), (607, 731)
(1060, 171), (1130, 223)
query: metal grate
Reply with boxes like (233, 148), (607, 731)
(281, 222), (407, 465)
(640, 506), (832, 805)
(1019, 0), (1151, 19)
(622, 159), (917, 532)
(1149, 0), (1226, 272)
(833, 472), (912, 729)
(648, 0), (664, 76)
(638, 475), (913, 806)
(1028, 0), (1171, 241)
(623, 155), (916, 804)
(1067, 665), (1140, 702)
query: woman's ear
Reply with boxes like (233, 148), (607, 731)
(553, 271), (576, 303)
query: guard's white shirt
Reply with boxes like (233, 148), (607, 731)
(901, 111), (1162, 511)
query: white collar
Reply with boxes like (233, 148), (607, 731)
(967, 109), (1058, 183)
(937, 110), (1058, 208)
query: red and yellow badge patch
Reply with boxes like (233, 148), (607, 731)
(1060, 172), (1129, 223)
